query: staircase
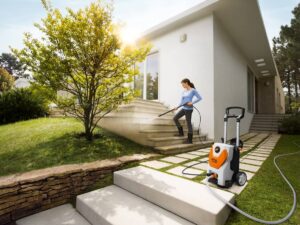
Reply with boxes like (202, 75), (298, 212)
(98, 99), (213, 154)
(250, 114), (289, 133)
(17, 166), (235, 225)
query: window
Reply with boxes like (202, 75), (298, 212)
(247, 68), (255, 113)
(134, 52), (159, 100)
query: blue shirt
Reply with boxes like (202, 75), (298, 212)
(179, 88), (202, 110)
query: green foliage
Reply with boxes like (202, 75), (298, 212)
(278, 114), (300, 134)
(13, 0), (151, 140)
(0, 118), (153, 176)
(0, 88), (48, 124)
(0, 53), (28, 78)
(273, 3), (300, 112)
(0, 67), (14, 92)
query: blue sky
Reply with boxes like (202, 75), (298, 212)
(0, 0), (298, 52)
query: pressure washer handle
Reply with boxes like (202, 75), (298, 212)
(224, 107), (245, 122)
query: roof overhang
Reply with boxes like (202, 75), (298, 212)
(141, 0), (278, 79)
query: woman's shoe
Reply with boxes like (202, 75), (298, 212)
(184, 133), (193, 144)
(174, 126), (184, 136)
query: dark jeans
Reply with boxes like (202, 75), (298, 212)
(173, 109), (193, 134)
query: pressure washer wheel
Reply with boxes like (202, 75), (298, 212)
(235, 172), (247, 186)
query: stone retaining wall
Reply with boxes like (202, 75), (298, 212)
(0, 154), (158, 225)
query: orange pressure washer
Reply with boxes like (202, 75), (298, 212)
(207, 107), (247, 188)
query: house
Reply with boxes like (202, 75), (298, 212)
(134, 0), (285, 140)
(14, 77), (31, 89)
(99, 0), (285, 153)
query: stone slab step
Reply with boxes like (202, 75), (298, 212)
(139, 129), (196, 138)
(148, 135), (207, 147)
(155, 141), (213, 155)
(77, 185), (194, 225)
(16, 204), (91, 225)
(114, 166), (235, 225)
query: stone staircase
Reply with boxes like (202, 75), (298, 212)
(98, 99), (213, 154)
(249, 114), (289, 133)
(17, 166), (235, 225)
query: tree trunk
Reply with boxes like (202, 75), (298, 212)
(287, 71), (292, 112)
(84, 109), (93, 141)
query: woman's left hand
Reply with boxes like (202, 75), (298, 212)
(187, 102), (193, 106)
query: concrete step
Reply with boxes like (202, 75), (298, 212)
(16, 204), (91, 225)
(140, 123), (188, 130)
(108, 110), (174, 119)
(155, 140), (213, 155)
(102, 116), (186, 125)
(148, 135), (207, 147)
(114, 166), (235, 225)
(250, 127), (278, 131)
(133, 99), (168, 107)
(140, 129), (203, 138)
(119, 102), (170, 112)
(77, 185), (194, 225)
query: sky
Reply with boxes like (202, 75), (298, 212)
(0, 0), (299, 53)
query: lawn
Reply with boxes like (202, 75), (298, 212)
(226, 135), (300, 225)
(0, 117), (154, 177)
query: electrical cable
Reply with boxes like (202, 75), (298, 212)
(205, 141), (300, 224)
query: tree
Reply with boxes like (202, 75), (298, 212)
(0, 68), (14, 92)
(273, 3), (300, 112)
(13, 0), (150, 140)
(0, 53), (29, 78)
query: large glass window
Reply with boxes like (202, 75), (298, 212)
(134, 52), (159, 100)
(247, 68), (255, 113)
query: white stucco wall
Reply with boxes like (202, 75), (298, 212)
(213, 16), (254, 141)
(149, 15), (215, 139)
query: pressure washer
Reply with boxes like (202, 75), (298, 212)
(207, 106), (247, 187)
(159, 105), (298, 224)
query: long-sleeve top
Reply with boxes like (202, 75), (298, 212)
(179, 88), (202, 110)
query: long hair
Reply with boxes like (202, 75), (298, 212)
(181, 78), (195, 89)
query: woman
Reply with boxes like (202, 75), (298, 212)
(173, 78), (202, 144)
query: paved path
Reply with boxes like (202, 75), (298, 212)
(140, 133), (281, 195)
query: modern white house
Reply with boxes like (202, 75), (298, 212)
(99, 0), (285, 153)
(134, 0), (285, 139)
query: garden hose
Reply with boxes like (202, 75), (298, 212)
(206, 141), (299, 224)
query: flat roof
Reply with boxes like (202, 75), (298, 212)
(141, 0), (278, 78)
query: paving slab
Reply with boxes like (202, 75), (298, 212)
(251, 151), (270, 156)
(240, 159), (263, 166)
(243, 171), (255, 180)
(77, 185), (193, 225)
(184, 161), (208, 171)
(167, 166), (204, 179)
(141, 160), (172, 169)
(240, 163), (260, 173)
(16, 204), (91, 225)
(160, 156), (188, 164)
(202, 178), (248, 195)
(248, 153), (270, 158)
(175, 153), (199, 160)
(114, 166), (235, 225)
(243, 155), (267, 161)
(188, 151), (208, 156)
(197, 149), (210, 153)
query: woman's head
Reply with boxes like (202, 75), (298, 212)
(181, 78), (195, 89)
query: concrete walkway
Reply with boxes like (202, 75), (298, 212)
(140, 133), (281, 195)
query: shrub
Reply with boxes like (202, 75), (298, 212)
(0, 88), (48, 124)
(0, 67), (14, 92)
(278, 114), (300, 134)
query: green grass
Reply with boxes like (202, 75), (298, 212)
(226, 135), (300, 225)
(0, 117), (154, 177)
